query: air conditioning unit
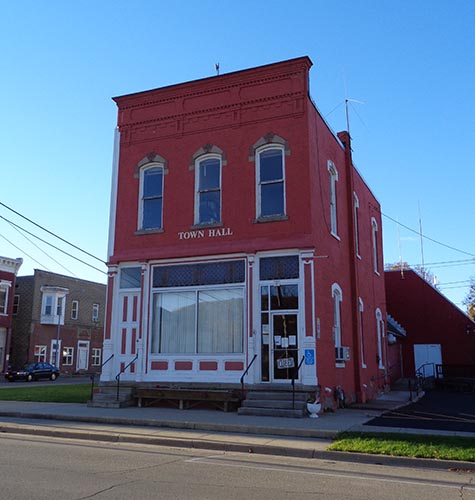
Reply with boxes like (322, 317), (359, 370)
(335, 346), (350, 361)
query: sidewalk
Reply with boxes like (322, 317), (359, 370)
(0, 392), (472, 469)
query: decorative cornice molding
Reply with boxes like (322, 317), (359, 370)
(0, 257), (22, 275)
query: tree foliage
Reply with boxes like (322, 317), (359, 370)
(463, 278), (475, 320)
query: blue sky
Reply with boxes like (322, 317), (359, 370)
(1, 1), (474, 310)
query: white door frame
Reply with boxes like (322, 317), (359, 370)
(77, 340), (90, 371)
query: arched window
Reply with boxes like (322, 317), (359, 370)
(371, 217), (379, 274)
(139, 164), (164, 230)
(332, 283), (343, 349)
(353, 192), (360, 257)
(256, 145), (286, 218)
(328, 161), (339, 237)
(376, 308), (385, 369)
(359, 298), (366, 368)
(194, 154), (222, 225)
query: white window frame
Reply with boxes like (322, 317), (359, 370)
(194, 153), (222, 225)
(332, 283), (343, 351)
(151, 285), (245, 355)
(371, 217), (379, 274)
(138, 163), (164, 231)
(328, 161), (339, 238)
(62, 347), (74, 366)
(34, 345), (47, 363)
(0, 284), (9, 316)
(376, 308), (385, 369)
(71, 300), (79, 320)
(92, 303), (100, 322)
(91, 348), (102, 366)
(359, 298), (366, 368)
(353, 192), (361, 258)
(40, 287), (69, 325)
(256, 145), (286, 219)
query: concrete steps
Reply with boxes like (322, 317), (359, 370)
(87, 385), (135, 408)
(238, 389), (310, 418)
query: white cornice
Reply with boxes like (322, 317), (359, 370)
(0, 257), (23, 275)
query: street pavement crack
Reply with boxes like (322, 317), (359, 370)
(75, 479), (141, 500)
(459, 476), (473, 500)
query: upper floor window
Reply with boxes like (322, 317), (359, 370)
(71, 300), (79, 320)
(257, 146), (286, 219)
(0, 281), (10, 315)
(328, 161), (338, 237)
(40, 286), (69, 325)
(353, 193), (360, 257)
(371, 217), (379, 274)
(92, 303), (100, 322)
(12, 294), (19, 315)
(195, 155), (221, 225)
(139, 165), (164, 230)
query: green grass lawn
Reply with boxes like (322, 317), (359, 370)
(0, 383), (93, 404)
(329, 432), (475, 462)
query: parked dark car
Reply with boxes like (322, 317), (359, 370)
(5, 362), (60, 382)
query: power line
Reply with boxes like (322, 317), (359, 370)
(0, 232), (51, 271)
(0, 200), (105, 263)
(0, 215), (106, 275)
(382, 212), (475, 258)
(5, 219), (78, 277)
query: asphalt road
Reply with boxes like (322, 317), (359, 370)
(0, 433), (473, 500)
(365, 390), (475, 433)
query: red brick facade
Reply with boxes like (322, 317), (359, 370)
(0, 256), (22, 372)
(386, 270), (475, 377)
(103, 57), (387, 404)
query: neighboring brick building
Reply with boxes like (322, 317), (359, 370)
(102, 57), (388, 405)
(0, 256), (22, 373)
(11, 270), (106, 373)
(385, 269), (475, 378)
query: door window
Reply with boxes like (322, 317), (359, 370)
(260, 283), (299, 382)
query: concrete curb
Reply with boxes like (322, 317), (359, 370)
(0, 420), (473, 471)
(0, 411), (339, 439)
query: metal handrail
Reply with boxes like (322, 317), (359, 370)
(115, 354), (138, 401)
(291, 355), (305, 409)
(240, 354), (257, 401)
(90, 353), (114, 401)
(416, 362), (435, 380)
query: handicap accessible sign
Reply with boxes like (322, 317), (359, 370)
(304, 349), (315, 365)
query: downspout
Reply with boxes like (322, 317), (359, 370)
(337, 130), (363, 403)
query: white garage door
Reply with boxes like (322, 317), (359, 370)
(413, 344), (442, 377)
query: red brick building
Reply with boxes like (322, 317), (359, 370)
(11, 270), (106, 374)
(102, 57), (387, 405)
(0, 256), (22, 373)
(386, 269), (475, 378)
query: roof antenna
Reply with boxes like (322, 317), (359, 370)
(418, 201), (425, 279)
(215, 63), (220, 76)
(397, 217), (404, 279)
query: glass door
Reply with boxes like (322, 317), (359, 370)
(272, 313), (298, 380)
(260, 283), (299, 382)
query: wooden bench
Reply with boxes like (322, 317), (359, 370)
(135, 388), (240, 412)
